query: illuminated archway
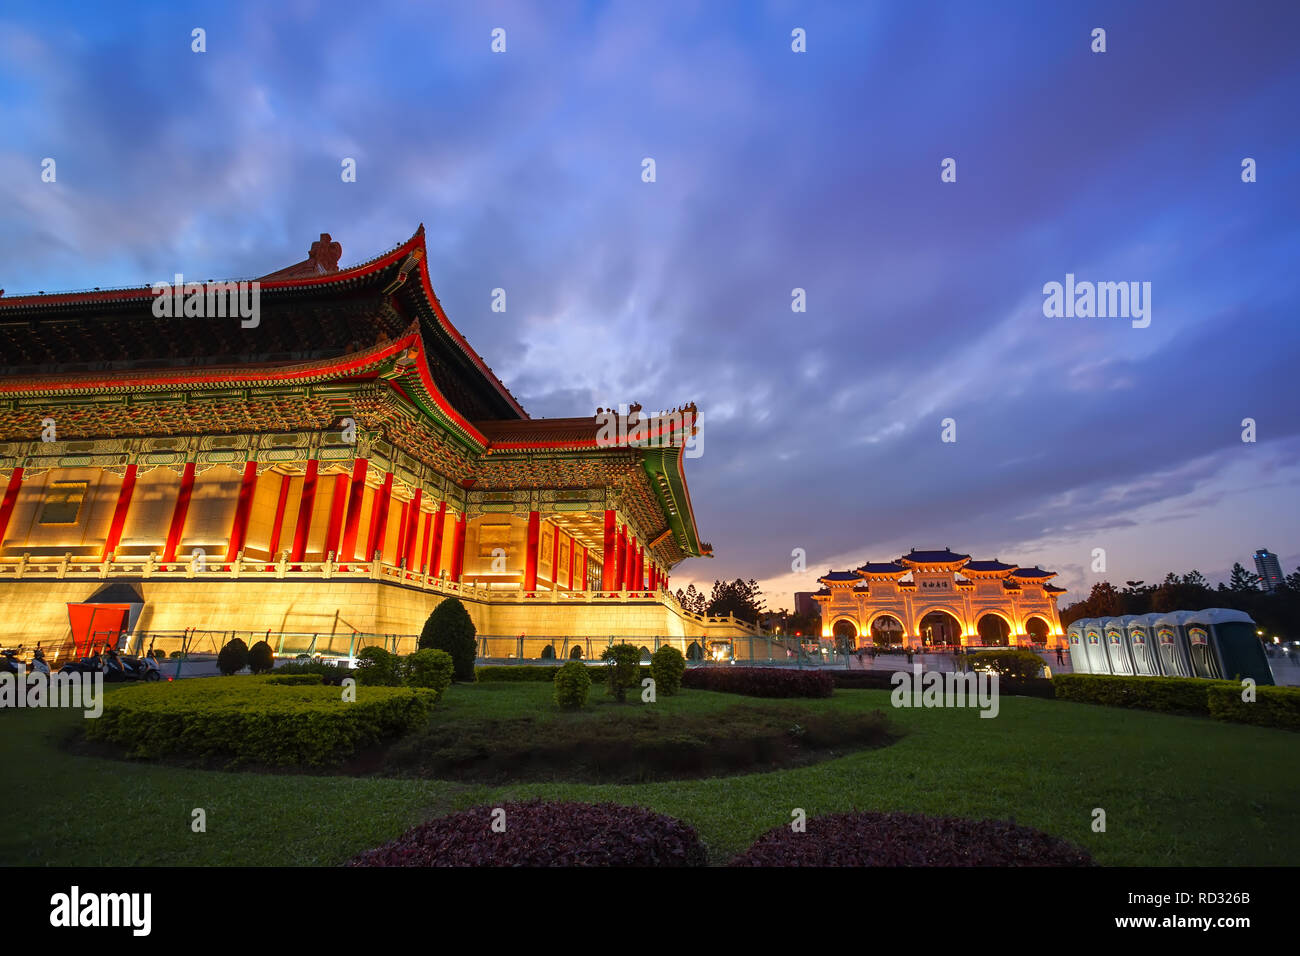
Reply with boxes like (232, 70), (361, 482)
(976, 612), (1011, 646)
(832, 618), (859, 650)
(1024, 616), (1050, 644)
(917, 609), (962, 646)
(869, 613), (905, 647)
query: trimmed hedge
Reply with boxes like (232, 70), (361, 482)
(831, 670), (1056, 699)
(347, 800), (706, 866)
(216, 638), (249, 676)
(1207, 684), (1300, 732)
(968, 648), (1045, 680)
(650, 645), (686, 696)
(1052, 674), (1236, 716)
(263, 673), (323, 686)
(553, 660), (592, 711)
(355, 646), (403, 686)
(404, 649), (455, 699)
(682, 666), (833, 699)
(248, 640), (275, 675)
(84, 676), (439, 766)
(730, 811), (1094, 866)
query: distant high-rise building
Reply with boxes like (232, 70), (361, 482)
(1253, 549), (1285, 592)
(794, 591), (819, 618)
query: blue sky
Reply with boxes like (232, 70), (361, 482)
(2, 0), (1298, 609)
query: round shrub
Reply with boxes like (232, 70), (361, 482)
(216, 637), (249, 676)
(248, 640), (275, 674)
(419, 598), (478, 682)
(553, 660), (592, 710)
(347, 800), (706, 867)
(599, 643), (642, 702)
(569, 645), (583, 659)
(730, 811), (1094, 866)
(355, 646), (402, 686)
(969, 648), (1046, 680)
(405, 648), (454, 699)
(650, 646), (686, 696)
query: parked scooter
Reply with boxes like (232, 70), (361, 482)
(1, 648), (21, 675)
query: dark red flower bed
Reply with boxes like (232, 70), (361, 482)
(730, 811), (1094, 866)
(346, 800), (707, 866)
(682, 666), (833, 698)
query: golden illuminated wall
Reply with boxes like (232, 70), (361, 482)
(0, 467), (121, 557)
(119, 467), (180, 556)
(179, 465), (242, 557)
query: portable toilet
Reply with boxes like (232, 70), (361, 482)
(1184, 608), (1274, 685)
(1124, 613), (1163, 676)
(1151, 611), (1194, 677)
(1101, 617), (1135, 675)
(1066, 620), (1091, 673)
(1081, 619), (1111, 674)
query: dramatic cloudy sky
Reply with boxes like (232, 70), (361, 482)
(2, 0), (1298, 610)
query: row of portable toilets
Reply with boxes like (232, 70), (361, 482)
(1066, 609), (1275, 685)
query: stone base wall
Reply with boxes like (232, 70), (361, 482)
(0, 578), (765, 658)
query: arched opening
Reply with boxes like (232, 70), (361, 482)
(976, 613), (1011, 647)
(870, 614), (904, 647)
(540, 644), (556, 660)
(569, 645), (584, 660)
(686, 641), (703, 661)
(1024, 616), (1050, 645)
(918, 610), (962, 647)
(832, 619), (858, 653)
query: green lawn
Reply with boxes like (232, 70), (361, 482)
(2, 681), (1297, 866)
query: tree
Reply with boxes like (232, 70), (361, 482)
(705, 578), (766, 625)
(419, 597), (478, 681)
(1228, 562), (1261, 593)
(675, 584), (706, 614)
(216, 637), (249, 676)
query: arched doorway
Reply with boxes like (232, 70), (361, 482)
(976, 613), (1011, 647)
(832, 619), (858, 654)
(870, 614), (904, 647)
(918, 610), (962, 647)
(1024, 616), (1050, 645)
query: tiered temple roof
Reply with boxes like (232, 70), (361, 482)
(0, 227), (709, 565)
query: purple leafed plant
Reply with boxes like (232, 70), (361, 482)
(730, 811), (1094, 866)
(347, 800), (707, 867)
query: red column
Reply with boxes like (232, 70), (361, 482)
(420, 510), (433, 573)
(615, 525), (627, 591)
(394, 499), (410, 565)
(290, 461), (318, 562)
(524, 511), (540, 590)
(635, 544), (644, 591)
(266, 473), (292, 565)
(403, 489), (422, 569)
(551, 522), (561, 588)
(601, 510), (616, 591)
(100, 465), (138, 561)
(339, 459), (369, 561)
(450, 512), (466, 582)
(0, 468), (23, 547)
(430, 501), (447, 576)
(366, 472), (394, 561)
(323, 473), (348, 561)
(225, 461), (259, 562)
(162, 463), (195, 564)
(580, 548), (589, 591)
(567, 534), (575, 589)
(649, 563), (656, 591)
